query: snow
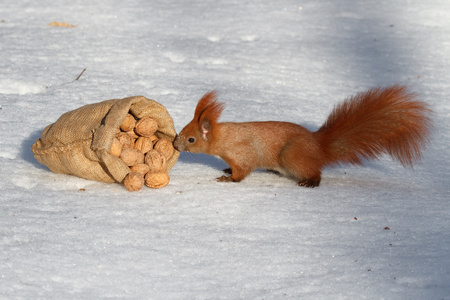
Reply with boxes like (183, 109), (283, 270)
(1, 0), (450, 298)
(0, 79), (46, 95)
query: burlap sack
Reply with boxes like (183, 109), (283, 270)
(31, 96), (179, 183)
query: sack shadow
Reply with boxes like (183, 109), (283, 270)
(22, 129), (49, 170)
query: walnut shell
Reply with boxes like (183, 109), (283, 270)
(135, 117), (158, 137)
(120, 113), (136, 132)
(126, 129), (139, 139)
(153, 138), (174, 161)
(116, 132), (134, 149)
(130, 163), (150, 176)
(149, 135), (159, 145)
(120, 148), (145, 166)
(123, 172), (144, 192)
(144, 172), (170, 189)
(144, 149), (167, 173)
(110, 137), (122, 157)
(134, 136), (154, 154)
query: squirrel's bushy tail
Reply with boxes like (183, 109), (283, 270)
(316, 85), (433, 167)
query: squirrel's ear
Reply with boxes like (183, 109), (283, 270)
(196, 91), (223, 141)
(200, 119), (212, 141)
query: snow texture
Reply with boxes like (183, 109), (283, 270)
(1, 0), (449, 299)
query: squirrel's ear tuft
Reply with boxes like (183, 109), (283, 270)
(195, 91), (218, 120)
(195, 91), (224, 127)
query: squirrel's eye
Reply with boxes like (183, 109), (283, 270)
(188, 137), (195, 143)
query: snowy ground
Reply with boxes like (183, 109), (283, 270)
(1, 0), (450, 299)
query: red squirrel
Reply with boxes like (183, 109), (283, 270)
(173, 85), (432, 187)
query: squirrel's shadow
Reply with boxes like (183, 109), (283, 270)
(176, 147), (390, 178)
(177, 151), (228, 171)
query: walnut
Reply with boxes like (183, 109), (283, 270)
(144, 150), (167, 173)
(153, 138), (174, 160)
(123, 172), (144, 192)
(126, 129), (139, 139)
(149, 135), (159, 145)
(130, 163), (150, 176)
(119, 148), (144, 166)
(144, 172), (170, 189)
(135, 117), (158, 137)
(134, 136), (154, 154)
(116, 132), (134, 149)
(120, 113), (136, 132)
(110, 137), (122, 157)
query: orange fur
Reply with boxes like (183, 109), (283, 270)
(316, 85), (432, 167)
(173, 86), (433, 187)
(194, 91), (224, 125)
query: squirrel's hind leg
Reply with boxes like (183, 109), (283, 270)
(279, 139), (324, 188)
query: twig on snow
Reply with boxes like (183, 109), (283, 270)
(75, 68), (87, 81)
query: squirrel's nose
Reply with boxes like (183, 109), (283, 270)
(173, 135), (181, 151)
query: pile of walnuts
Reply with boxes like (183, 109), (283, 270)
(111, 113), (175, 191)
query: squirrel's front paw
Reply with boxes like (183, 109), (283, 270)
(216, 175), (234, 182)
(298, 179), (320, 188)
